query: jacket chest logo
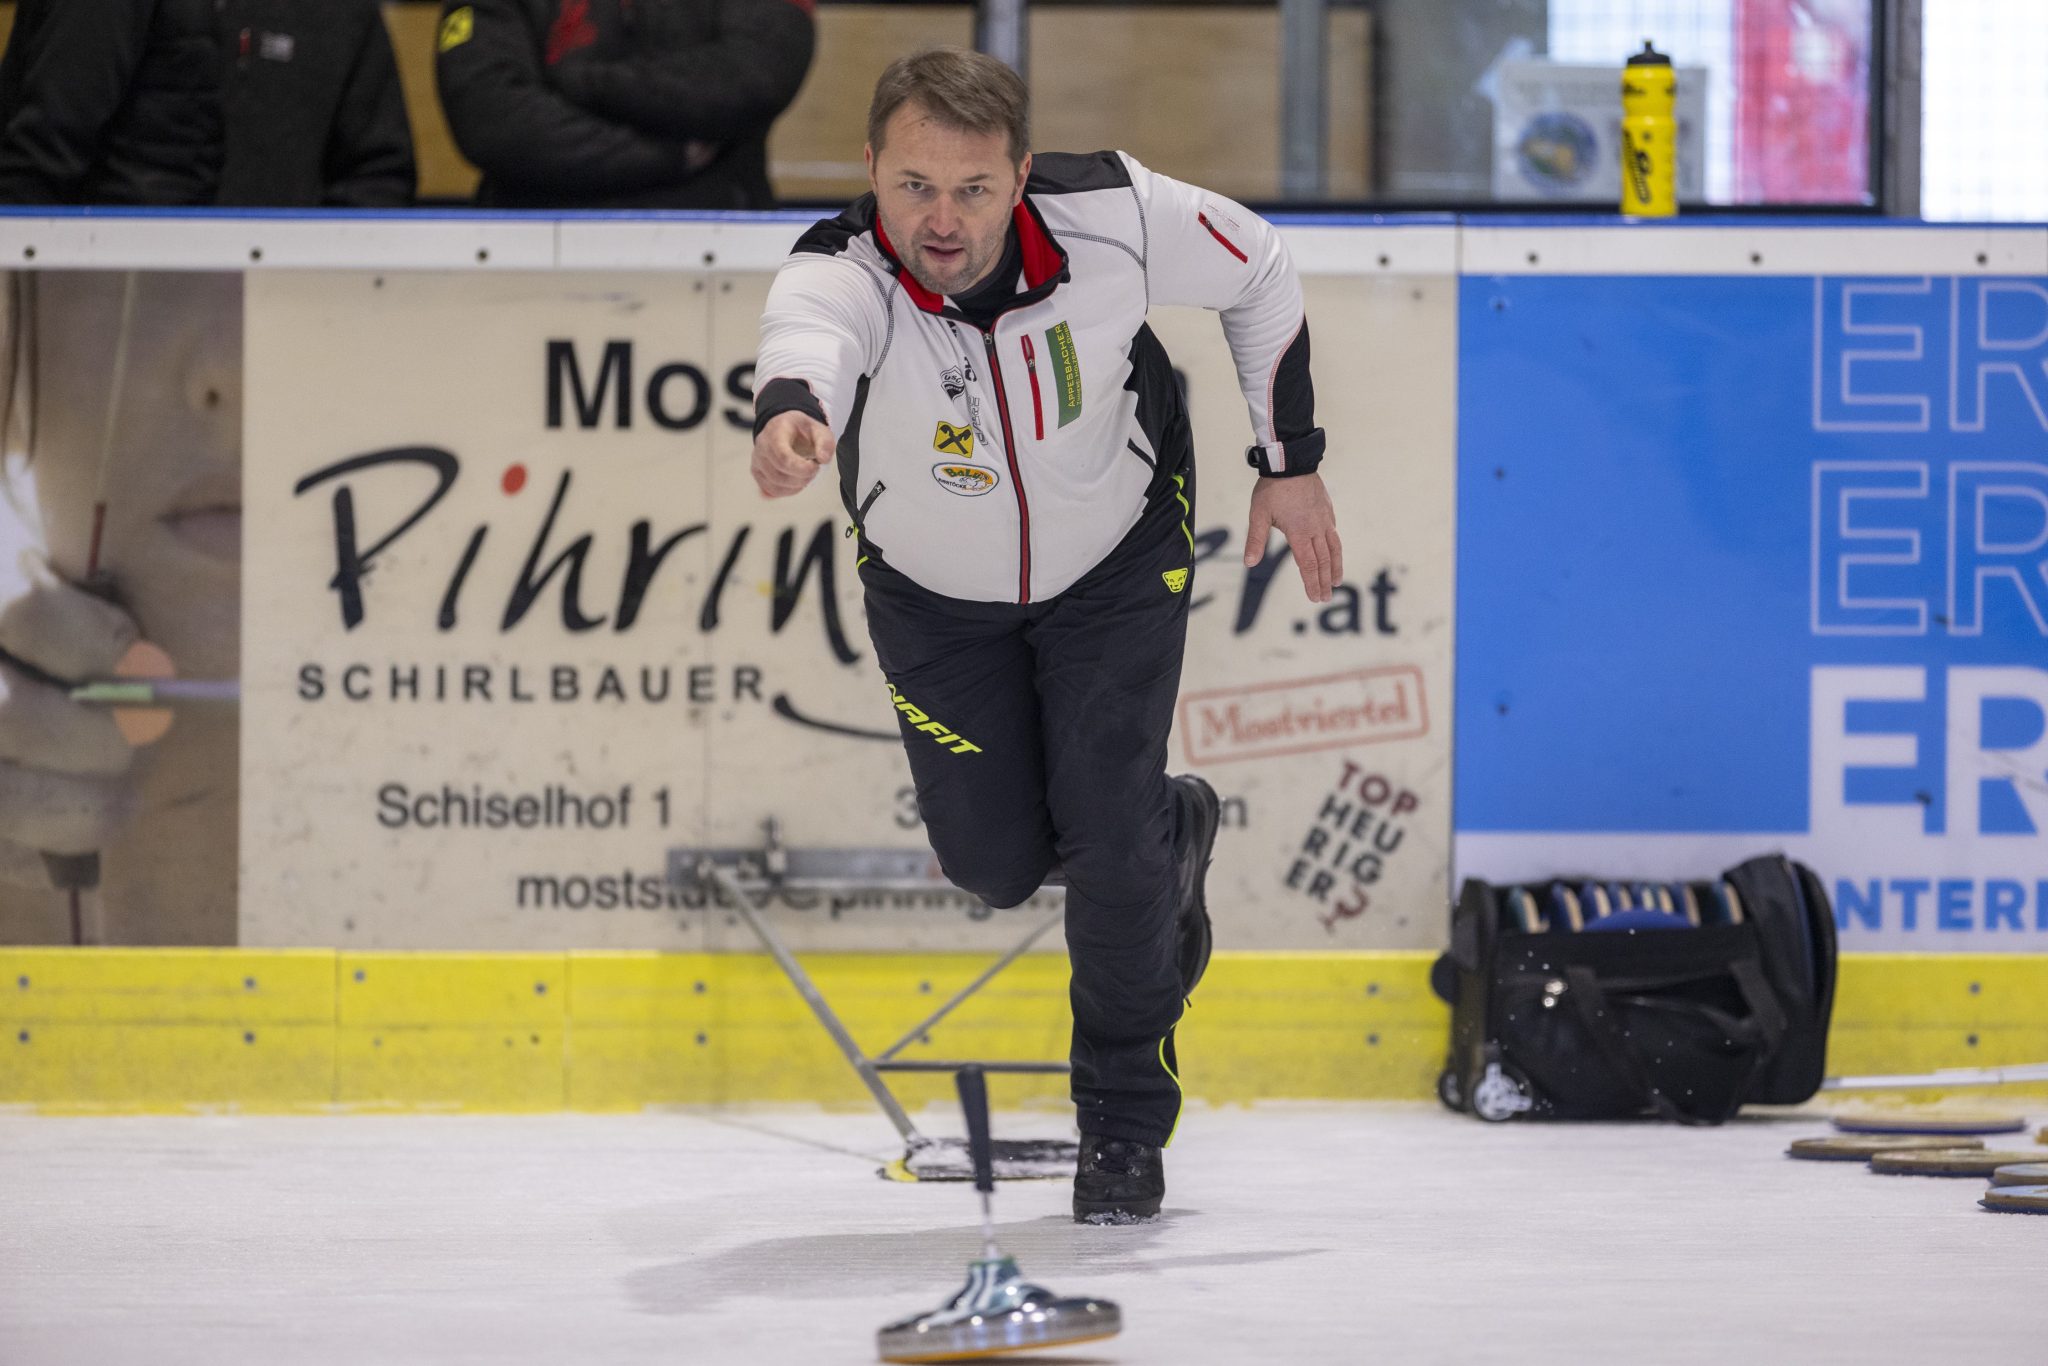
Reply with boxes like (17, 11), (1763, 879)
(244, 30), (295, 62)
(932, 421), (975, 457)
(932, 463), (999, 497)
(1042, 322), (1083, 427)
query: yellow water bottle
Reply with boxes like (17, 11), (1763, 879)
(1621, 40), (1676, 216)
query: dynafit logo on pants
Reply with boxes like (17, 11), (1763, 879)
(886, 681), (982, 754)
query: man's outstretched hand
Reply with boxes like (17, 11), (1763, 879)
(1243, 473), (1343, 603)
(750, 409), (835, 498)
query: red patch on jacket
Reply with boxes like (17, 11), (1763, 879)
(545, 0), (599, 65)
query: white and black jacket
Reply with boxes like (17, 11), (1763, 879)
(755, 150), (1324, 605)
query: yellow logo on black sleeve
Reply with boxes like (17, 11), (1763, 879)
(932, 421), (974, 456)
(438, 6), (475, 52)
(1161, 568), (1189, 594)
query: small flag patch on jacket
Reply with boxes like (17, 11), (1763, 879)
(1161, 568), (1188, 593)
(1045, 322), (1082, 427)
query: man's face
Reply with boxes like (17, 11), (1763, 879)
(866, 102), (1029, 298)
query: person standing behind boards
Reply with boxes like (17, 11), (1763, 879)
(0, 0), (414, 207)
(435, 0), (814, 209)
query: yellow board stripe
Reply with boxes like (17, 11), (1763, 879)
(0, 949), (2041, 1112)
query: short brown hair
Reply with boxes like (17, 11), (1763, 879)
(867, 47), (1030, 166)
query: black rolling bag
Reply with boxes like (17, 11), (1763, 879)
(1430, 854), (1837, 1125)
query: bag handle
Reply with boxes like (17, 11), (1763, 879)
(1562, 960), (1784, 1126)
(1609, 958), (1786, 1056)
(1563, 966), (1696, 1125)
(1725, 955), (1790, 1057)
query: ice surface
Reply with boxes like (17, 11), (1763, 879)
(1, 1103), (2043, 1365)
(1079, 1210), (1156, 1227)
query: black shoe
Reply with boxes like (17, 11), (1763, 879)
(1171, 774), (1220, 997)
(1073, 1134), (1164, 1222)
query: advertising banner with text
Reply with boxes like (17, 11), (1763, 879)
(1457, 271), (2048, 949)
(230, 266), (1456, 950)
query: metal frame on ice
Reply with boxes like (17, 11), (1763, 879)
(668, 820), (1076, 1180)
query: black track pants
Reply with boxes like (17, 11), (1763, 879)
(860, 482), (1195, 1148)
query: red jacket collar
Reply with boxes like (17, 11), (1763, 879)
(873, 199), (1067, 316)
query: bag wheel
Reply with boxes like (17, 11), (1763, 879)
(1436, 1068), (1463, 1112)
(1471, 1060), (1534, 1123)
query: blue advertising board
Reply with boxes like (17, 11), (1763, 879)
(1457, 269), (2048, 948)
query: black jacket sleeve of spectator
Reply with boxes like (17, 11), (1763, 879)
(549, 0), (815, 144)
(323, 6), (417, 208)
(0, 0), (155, 202)
(435, 0), (698, 197)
